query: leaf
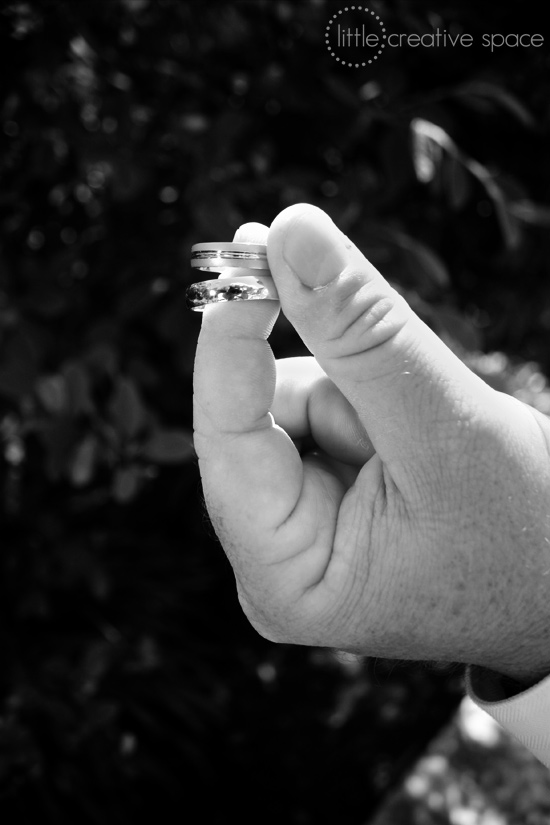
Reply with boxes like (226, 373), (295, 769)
(455, 81), (536, 129)
(410, 118), (453, 183)
(508, 200), (550, 227)
(492, 197), (522, 250)
(108, 377), (146, 440)
(384, 227), (450, 293)
(141, 429), (193, 463)
(112, 465), (141, 503)
(412, 118), (523, 249)
(407, 243), (450, 290)
(444, 153), (470, 211)
(464, 158), (523, 250)
(70, 434), (98, 487)
(37, 417), (79, 481)
(63, 361), (94, 415)
(36, 374), (67, 414)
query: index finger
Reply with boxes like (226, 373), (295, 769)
(192, 224), (306, 545)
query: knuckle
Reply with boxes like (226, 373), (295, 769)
(236, 584), (288, 643)
(321, 273), (410, 359)
(237, 581), (320, 646)
(246, 615), (286, 645)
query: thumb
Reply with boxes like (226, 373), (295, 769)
(267, 204), (494, 482)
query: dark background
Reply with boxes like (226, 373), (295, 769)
(1, 1), (550, 823)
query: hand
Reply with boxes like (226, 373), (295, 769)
(193, 204), (550, 684)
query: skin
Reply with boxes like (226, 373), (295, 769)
(193, 203), (550, 687)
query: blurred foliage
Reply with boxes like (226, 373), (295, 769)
(0, 0), (550, 823)
(372, 697), (550, 825)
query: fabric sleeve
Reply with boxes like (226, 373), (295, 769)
(465, 665), (550, 768)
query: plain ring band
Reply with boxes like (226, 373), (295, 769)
(187, 242), (280, 311)
(190, 242), (270, 272)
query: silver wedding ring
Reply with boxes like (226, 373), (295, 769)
(190, 242), (270, 272)
(187, 242), (279, 311)
(186, 274), (279, 312)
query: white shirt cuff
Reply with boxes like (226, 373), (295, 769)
(466, 664), (550, 768)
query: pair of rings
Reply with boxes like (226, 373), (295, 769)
(186, 242), (279, 311)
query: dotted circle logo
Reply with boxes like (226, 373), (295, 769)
(325, 6), (386, 68)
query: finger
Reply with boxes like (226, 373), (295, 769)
(194, 222), (278, 435)
(272, 356), (374, 465)
(193, 223), (344, 584)
(267, 204), (496, 490)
